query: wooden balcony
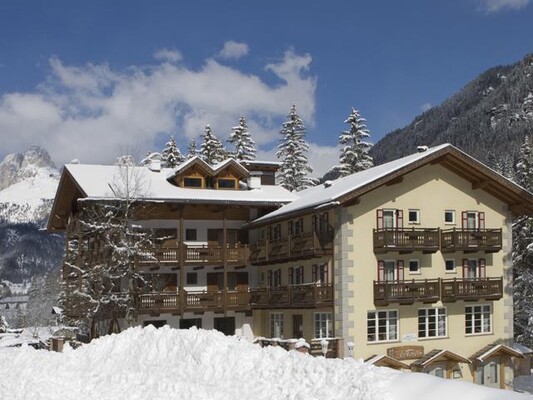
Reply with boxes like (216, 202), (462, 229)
(135, 243), (249, 268)
(441, 277), (503, 302)
(249, 284), (333, 309)
(373, 228), (440, 254)
(249, 231), (334, 265)
(441, 229), (502, 253)
(373, 279), (441, 306)
(137, 289), (250, 314)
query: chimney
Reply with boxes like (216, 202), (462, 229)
(247, 172), (262, 189)
(148, 159), (161, 172)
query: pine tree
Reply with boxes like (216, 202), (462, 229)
(338, 107), (373, 177)
(228, 116), (256, 162)
(0, 315), (9, 333)
(187, 139), (197, 159)
(513, 135), (533, 347)
(199, 125), (226, 165)
(276, 105), (314, 191)
(161, 135), (184, 168)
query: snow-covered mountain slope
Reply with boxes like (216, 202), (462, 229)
(0, 326), (529, 400)
(0, 146), (59, 224)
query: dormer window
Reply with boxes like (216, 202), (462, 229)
(217, 178), (237, 189)
(184, 177), (203, 188)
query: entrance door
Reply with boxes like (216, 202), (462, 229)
(293, 314), (304, 338)
(214, 316), (236, 336)
(427, 363), (446, 379)
(481, 358), (501, 388)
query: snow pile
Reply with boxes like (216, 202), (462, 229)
(0, 326), (530, 400)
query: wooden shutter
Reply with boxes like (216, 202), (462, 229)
(267, 270), (273, 287)
(312, 215), (317, 232)
(288, 221), (294, 237)
(377, 209), (384, 229)
(462, 211), (468, 229)
(479, 259), (486, 278)
(478, 212), (485, 230)
(397, 260), (404, 281)
(462, 259), (468, 278)
(377, 260), (385, 282)
(312, 264), (317, 282)
(267, 226), (272, 241)
(322, 263), (329, 284)
(396, 210), (404, 229)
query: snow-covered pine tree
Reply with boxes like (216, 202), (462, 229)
(161, 135), (184, 168)
(513, 135), (533, 347)
(228, 116), (256, 162)
(200, 124), (227, 165)
(187, 139), (197, 159)
(276, 105), (314, 191)
(338, 107), (373, 177)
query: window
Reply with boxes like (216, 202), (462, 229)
(186, 272), (198, 285)
(444, 210), (455, 225)
(418, 308), (447, 338)
(183, 177), (203, 188)
(445, 259), (456, 273)
(408, 209), (420, 224)
(295, 218), (304, 235)
(295, 266), (304, 284)
(270, 313), (284, 338)
(408, 260), (420, 274)
(217, 178), (236, 189)
(367, 310), (398, 342)
(268, 269), (281, 287)
(288, 221), (294, 236)
(185, 229), (197, 241)
(272, 224), (281, 240)
(465, 305), (492, 335)
(314, 312), (333, 339)
(313, 264), (328, 284)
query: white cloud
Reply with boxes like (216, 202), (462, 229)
(153, 48), (183, 63)
(478, 0), (529, 12)
(218, 41), (249, 60)
(420, 102), (432, 112)
(0, 49), (317, 166)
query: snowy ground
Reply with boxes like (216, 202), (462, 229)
(0, 326), (530, 400)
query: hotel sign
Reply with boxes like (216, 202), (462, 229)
(387, 345), (424, 361)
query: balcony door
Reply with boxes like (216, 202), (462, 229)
(377, 209), (403, 229)
(378, 260), (404, 282)
(462, 211), (485, 230)
(462, 259), (486, 279)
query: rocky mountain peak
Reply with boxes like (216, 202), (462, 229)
(0, 146), (57, 191)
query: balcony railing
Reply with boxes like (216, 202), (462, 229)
(373, 228), (440, 254)
(135, 243), (249, 267)
(249, 283), (333, 309)
(138, 289), (250, 314)
(441, 229), (502, 253)
(373, 279), (441, 306)
(249, 231), (334, 265)
(441, 277), (503, 302)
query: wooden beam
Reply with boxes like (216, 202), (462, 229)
(386, 176), (404, 186)
(472, 180), (490, 190)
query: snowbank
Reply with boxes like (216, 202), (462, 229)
(0, 326), (529, 400)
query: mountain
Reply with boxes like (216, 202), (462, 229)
(370, 54), (533, 169)
(0, 147), (64, 287)
(0, 146), (60, 224)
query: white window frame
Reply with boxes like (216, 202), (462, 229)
(466, 211), (479, 230)
(408, 259), (420, 275)
(418, 307), (447, 339)
(444, 210), (456, 225)
(465, 304), (492, 335)
(445, 259), (456, 274)
(314, 312), (333, 339)
(408, 209), (420, 224)
(270, 313), (284, 339)
(383, 209), (396, 228)
(367, 310), (399, 343)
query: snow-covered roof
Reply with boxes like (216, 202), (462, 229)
(166, 156), (250, 180)
(251, 143), (533, 225)
(63, 163), (296, 206)
(252, 144), (451, 224)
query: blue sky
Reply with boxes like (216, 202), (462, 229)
(0, 0), (532, 175)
